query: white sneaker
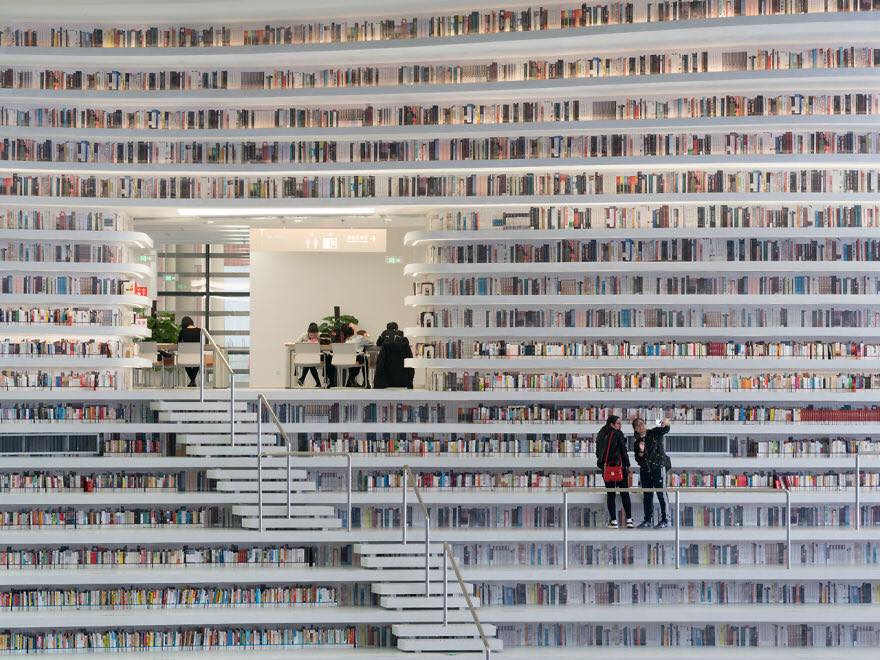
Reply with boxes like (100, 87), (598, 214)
(607, 520), (619, 529)
(625, 518), (635, 528)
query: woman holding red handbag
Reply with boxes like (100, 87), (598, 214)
(595, 415), (633, 528)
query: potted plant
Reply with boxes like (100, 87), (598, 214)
(146, 311), (180, 365)
(319, 313), (359, 343)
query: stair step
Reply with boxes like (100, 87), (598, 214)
(150, 401), (248, 412)
(392, 623), (497, 638)
(215, 482), (316, 493)
(158, 412), (258, 422)
(354, 543), (445, 556)
(379, 595), (479, 609)
(372, 582), (472, 596)
(232, 505), (336, 517)
(361, 556), (445, 569)
(239, 517), (343, 530)
(397, 638), (502, 652)
(207, 468), (309, 480)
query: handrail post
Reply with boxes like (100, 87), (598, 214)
(855, 451), (861, 530)
(562, 491), (569, 571)
(257, 402), (263, 533)
(785, 490), (792, 569)
(401, 468), (408, 544)
(198, 330), (205, 402)
(287, 443), (292, 519)
(425, 513), (431, 594)
(229, 375), (235, 446)
(674, 489), (680, 570)
(346, 454), (353, 532)
(443, 547), (449, 627)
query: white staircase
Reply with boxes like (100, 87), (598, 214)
(355, 543), (503, 653)
(149, 399), (342, 530)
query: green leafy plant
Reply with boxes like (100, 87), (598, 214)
(147, 311), (180, 344)
(318, 314), (359, 338)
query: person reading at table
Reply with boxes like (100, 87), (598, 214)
(294, 322), (322, 387)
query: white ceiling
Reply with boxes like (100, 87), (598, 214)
(134, 212), (427, 244)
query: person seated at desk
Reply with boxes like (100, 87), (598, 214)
(294, 322), (322, 387)
(178, 316), (202, 387)
(342, 324), (371, 387)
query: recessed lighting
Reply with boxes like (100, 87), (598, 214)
(205, 220), (215, 224)
(294, 218), (303, 223)
(178, 207), (375, 217)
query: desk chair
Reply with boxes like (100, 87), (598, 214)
(292, 343), (324, 387)
(177, 343), (206, 388)
(330, 343), (366, 387)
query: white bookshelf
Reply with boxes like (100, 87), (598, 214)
(1, 4), (879, 654)
(405, 294), (880, 307)
(0, 13), (874, 67)
(4, 153), (880, 177)
(0, 68), (876, 107)
(5, 114), (880, 143)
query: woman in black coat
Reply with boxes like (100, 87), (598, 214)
(595, 415), (633, 528)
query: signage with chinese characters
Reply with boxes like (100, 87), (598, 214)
(250, 228), (387, 253)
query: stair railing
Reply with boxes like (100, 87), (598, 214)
(401, 465), (431, 592)
(198, 328), (236, 446)
(401, 465), (492, 658)
(254, 393), (352, 532)
(442, 541), (493, 660)
(560, 485), (792, 570)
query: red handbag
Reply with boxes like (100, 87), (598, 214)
(602, 432), (624, 483)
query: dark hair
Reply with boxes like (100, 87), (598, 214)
(606, 414), (620, 426)
(386, 321), (399, 332)
(180, 316), (195, 328)
(307, 322), (319, 333)
(632, 417), (645, 428)
(342, 325), (355, 338)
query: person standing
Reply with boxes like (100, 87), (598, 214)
(595, 415), (633, 528)
(632, 417), (672, 528)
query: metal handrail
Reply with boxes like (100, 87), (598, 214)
(254, 394), (353, 532)
(443, 541), (493, 660)
(560, 485), (792, 570)
(198, 328), (236, 445)
(402, 465), (432, 592)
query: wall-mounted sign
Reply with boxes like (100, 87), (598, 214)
(250, 228), (386, 253)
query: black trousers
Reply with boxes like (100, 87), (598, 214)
(604, 478), (632, 520)
(185, 366), (199, 385)
(298, 366), (321, 386)
(640, 467), (667, 522)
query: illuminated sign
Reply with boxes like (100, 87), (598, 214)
(250, 228), (387, 253)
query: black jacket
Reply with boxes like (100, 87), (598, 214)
(595, 425), (630, 470)
(633, 424), (671, 471)
(373, 335), (414, 389)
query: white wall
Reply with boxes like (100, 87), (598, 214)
(250, 227), (419, 388)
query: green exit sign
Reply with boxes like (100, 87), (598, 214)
(385, 256), (402, 264)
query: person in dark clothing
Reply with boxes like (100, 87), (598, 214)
(595, 415), (633, 528)
(373, 331), (414, 389)
(632, 417), (672, 528)
(177, 316), (202, 387)
(376, 322), (400, 347)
